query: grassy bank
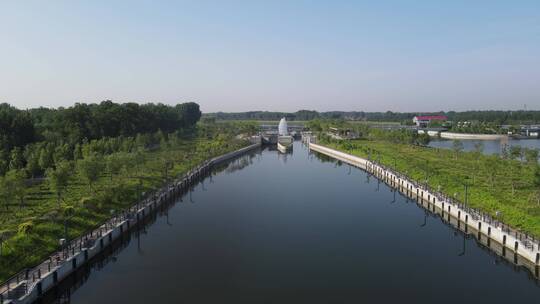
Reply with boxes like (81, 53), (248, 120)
(0, 133), (248, 281)
(325, 139), (540, 237)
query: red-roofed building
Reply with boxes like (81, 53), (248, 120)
(413, 115), (448, 127)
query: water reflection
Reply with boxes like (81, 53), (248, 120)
(42, 141), (540, 304)
(429, 138), (540, 155)
(310, 145), (540, 283)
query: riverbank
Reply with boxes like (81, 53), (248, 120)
(0, 135), (252, 280)
(318, 139), (540, 238)
(440, 132), (507, 140)
(0, 142), (261, 303)
(309, 142), (540, 266)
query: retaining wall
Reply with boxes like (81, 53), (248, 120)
(309, 142), (540, 267)
(3, 142), (260, 304)
(439, 132), (507, 140)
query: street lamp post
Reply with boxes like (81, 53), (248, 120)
(424, 160), (429, 185)
(464, 183), (469, 205)
(463, 176), (470, 206)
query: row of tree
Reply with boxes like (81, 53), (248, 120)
(0, 127), (196, 211)
(307, 119), (431, 146)
(205, 110), (540, 124)
(0, 101), (202, 178)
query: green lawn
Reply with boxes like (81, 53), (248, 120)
(326, 139), (540, 237)
(0, 136), (248, 281)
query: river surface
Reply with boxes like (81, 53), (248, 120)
(49, 141), (539, 303)
(429, 138), (540, 155)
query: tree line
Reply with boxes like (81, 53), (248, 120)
(205, 110), (540, 124)
(0, 101), (201, 178)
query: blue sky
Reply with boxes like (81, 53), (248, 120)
(1, 1), (539, 112)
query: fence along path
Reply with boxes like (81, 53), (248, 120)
(0, 143), (261, 304)
(308, 142), (540, 268)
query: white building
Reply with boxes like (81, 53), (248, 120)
(278, 117), (289, 136)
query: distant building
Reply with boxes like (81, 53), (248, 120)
(413, 115), (448, 127)
(328, 127), (359, 140)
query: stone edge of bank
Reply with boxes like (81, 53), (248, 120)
(1, 142), (261, 304)
(308, 142), (540, 266)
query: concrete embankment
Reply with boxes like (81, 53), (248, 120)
(418, 130), (507, 140)
(308, 142), (540, 269)
(439, 132), (507, 140)
(0, 142), (261, 304)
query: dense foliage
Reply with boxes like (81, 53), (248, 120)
(205, 110), (540, 124)
(0, 118), (250, 281)
(306, 119), (431, 146)
(0, 101), (201, 177)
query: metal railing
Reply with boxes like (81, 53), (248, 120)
(0, 160), (214, 303)
(368, 158), (540, 252)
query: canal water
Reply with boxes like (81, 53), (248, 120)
(429, 138), (540, 155)
(50, 141), (538, 303)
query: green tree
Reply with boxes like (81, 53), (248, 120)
(509, 146), (523, 161)
(106, 153), (126, 181)
(0, 174), (15, 210)
(416, 133), (431, 146)
(452, 140), (464, 160)
(53, 143), (72, 163)
(39, 145), (55, 171)
(0, 150), (8, 176)
(9, 147), (24, 170)
(46, 160), (73, 207)
(5, 170), (27, 208)
(484, 155), (498, 190)
(473, 142), (484, 161)
(77, 154), (104, 193)
(73, 143), (83, 160)
(509, 161), (522, 195)
(524, 148), (539, 165)
(24, 145), (41, 178)
(533, 165), (540, 205)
